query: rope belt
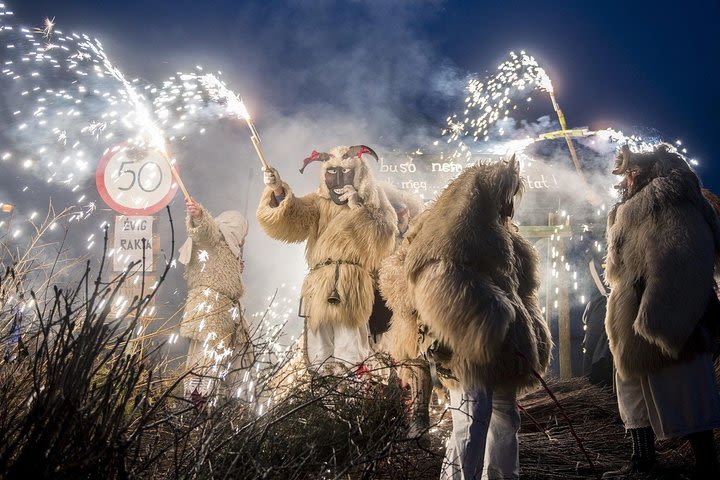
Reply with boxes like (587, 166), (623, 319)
(308, 259), (367, 306)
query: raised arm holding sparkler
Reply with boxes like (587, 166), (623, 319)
(178, 195), (252, 403)
(256, 145), (397, 375)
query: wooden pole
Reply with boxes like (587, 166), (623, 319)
(557, 224), (572, 379)
(549, 91), (584, 181)
(545, 213), (552, 327)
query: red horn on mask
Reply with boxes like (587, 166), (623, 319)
(346, 145), (379, 162)
(299, 150), (331, 174)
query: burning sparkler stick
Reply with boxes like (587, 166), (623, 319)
(198, 74), (271, 170)
(161, 142), (191, 200)
(532, 62), (587, 181)
(79, 39), (190, 200)
(242, 105), (271, 171)
(548, 91), (584, 180)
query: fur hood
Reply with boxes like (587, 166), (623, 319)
(605, 154), (720, 379)
(399, 161), (552, 391)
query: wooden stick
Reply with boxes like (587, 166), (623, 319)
(549, 91), (584, 181)
(170, 163), (190, 200)
(244, 117), (270, 170)
(161, 142), (190, 200)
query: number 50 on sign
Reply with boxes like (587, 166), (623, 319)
(96, 144), (179, 215)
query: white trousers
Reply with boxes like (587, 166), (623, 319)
(305, 322), (371, 372)
(441, 387), (520, 480)
(616, 352), (720, 440)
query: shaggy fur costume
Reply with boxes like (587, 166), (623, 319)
(377, 183), (425, 360)
(605, 145), (720, 380)
(180, 206), (246, 341)
(378, 182), (424, 220)
(379, 244), (421, 361)
(257, 146), (397, 332)
(386, 161), (552, 391)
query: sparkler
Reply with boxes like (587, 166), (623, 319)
(78, 39), (190, 200)
(33, 16), (54, 39)
(198, 73), (271, 170)
(543, 81), (583, 180)
(1, 4), (190, 203)
(153, 70), (271, 171)
(446, 51), (587, 179)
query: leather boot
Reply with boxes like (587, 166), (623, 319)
(688, 430), (720, 478)
(602, 427), (656, 478)
(406, 361), (432, 439)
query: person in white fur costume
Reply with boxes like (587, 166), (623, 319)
(257, 145), (397, 374)
(179, 197), (253, 401)
(383, 158), (551, 480)
(602, 145), (720, 478)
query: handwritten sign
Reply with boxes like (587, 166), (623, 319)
(113, 215), (154, 272)
(377, 154), (563, 194)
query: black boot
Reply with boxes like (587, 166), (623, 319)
(602, 427), (656, 479)
(688, 430), (720, 478)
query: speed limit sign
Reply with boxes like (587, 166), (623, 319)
(96, 144), (179, 215)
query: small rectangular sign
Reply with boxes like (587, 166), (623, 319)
(113, 215), (154, 272)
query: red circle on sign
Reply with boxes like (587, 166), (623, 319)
(96, 144), (179, 215)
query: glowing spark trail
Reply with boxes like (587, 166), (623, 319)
(36, 16), (54, 39)
(445, 51), (583, 176)
(154, 70), (271, 169)
(198, 73), (270, 170)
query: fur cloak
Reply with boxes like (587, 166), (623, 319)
(256, 146), (398, 332)
(379, 229), (422, 362)
(377, 183), (425, 359)
(605, 157), (720, 380)
(389, 161), (552, 391)
(180, 206), (247, 341)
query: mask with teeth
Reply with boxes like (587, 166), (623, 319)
(325, 166), (356, 205)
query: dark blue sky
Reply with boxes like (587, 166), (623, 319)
(13, 0), (720, 189)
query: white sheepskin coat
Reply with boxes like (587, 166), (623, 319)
(605, 168), (720, 379)
(180, 206), (245, 341)
(382, 163), (552, 391)
(256, 146), (398, 332)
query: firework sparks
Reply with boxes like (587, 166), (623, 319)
(198, 73), (250, 120)
(33, 16), (55, 39)
(443, 51), (554, 152)
(443, 49), (586, 180)
(154, 69), (270, 169)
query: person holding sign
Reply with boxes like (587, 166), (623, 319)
(179, 197), (253, 403)
(257, 145), (397, 375)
